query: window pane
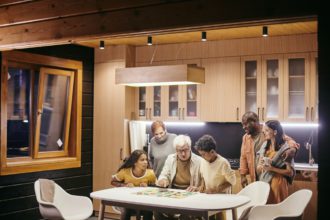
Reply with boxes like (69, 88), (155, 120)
(7, 67), (31, 157)
(39, 74), (70, 152)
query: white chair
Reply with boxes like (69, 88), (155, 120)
(247, 189), (312, 220)
(34, 179), (93, 220)
(226, 181), (270, 220)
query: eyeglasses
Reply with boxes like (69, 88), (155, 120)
(176, 148), (190, 154)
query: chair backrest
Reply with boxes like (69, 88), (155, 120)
(34, 179), (63, 219)
(226, 181), (270, 220)
(34, 179), (93, 220)
(248, 189), (312, 220)
(238, 181), (270, 206)
(277, 189), (312, 216)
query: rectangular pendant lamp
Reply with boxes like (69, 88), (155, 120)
(115, 64), (205, 87)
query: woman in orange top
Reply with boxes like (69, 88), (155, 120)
(257, 120), (295, 204)
(111, 149), (156, 220)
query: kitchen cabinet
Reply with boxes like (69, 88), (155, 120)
(241, 55), (284, 122)
(165, 84), (200, 121)
(136, 86), (164, 120)
(241, 53), (317, 122)
(201, 57), (241, 122)
(310, 52), (318, 122)
(283, 53), (316, 122)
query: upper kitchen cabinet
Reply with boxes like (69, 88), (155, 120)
(310, 52), (318, 122)
(261, 55), (285, 121)
(201, 57), (241, 122)
(242, 53), (318, 123)
(284, 53), (317, 122)
(136, 86), (165, 120)
(241, 56), (264, 121)
(165, 84), (201, 121)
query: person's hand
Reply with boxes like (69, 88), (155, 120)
(186, 186), (199, 192)
(156, 179), (169, 188)
(140, 182), (148, 187)
(282, 148), (297, 162)
(240, 174), (248, 188)
(125, 183), (134, 187)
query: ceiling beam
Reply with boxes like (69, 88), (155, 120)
(0, 0), (317, 50)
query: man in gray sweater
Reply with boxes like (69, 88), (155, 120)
(148, 121), (177, 178)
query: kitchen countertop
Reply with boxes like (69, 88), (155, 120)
(294, 163), (318, 172)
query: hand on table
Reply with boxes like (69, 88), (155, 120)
(156, 179), (169, 188)
(125, 183), (134, 187)
(186, 186), (199, 192)
(140, 182), (148, 187)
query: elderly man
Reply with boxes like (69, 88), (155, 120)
(155, 135), (201, 220)
(239, 111), (300, 188)
(157, 134), (201, 191)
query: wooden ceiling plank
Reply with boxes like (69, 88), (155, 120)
(0, 0), (317, 50)
(0, 0), (173, 27)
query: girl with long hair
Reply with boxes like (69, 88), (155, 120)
(111, 149), (156, 220)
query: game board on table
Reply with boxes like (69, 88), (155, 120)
(134, 188), (196, 199)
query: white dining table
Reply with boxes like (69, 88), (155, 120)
(91, 187), (250, 220)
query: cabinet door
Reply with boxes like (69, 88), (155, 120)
(283, 53), (310, 122)
(181, 84), (200, 121)
(222, 57), (241, 122)
(136, 86), (164, 120)
(310, 52), (318, 122)
(165, 84), (200, 121)
(261, 55), (284, 121)
(241, 56), (262, 120)
(137, 87), (148, 120)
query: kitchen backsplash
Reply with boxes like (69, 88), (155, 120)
(146, 122), (318, 166)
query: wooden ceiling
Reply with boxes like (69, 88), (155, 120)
(76, 21), (317, 48)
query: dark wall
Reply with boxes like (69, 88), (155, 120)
(0, 45), (94, 220)
(147, 122), (318, 167)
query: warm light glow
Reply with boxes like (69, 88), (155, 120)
(142, 121), (206, 127)
(122, 81), (203, 87)
(262, 122), (319, 128)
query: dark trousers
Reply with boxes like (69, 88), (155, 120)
(121, 208), (153, 220)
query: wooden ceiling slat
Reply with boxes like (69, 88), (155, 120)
(0, 0), (317, 50)
(0, 0), (173, 27)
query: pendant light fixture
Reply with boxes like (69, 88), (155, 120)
(201, 31), (207, 42)
(115, 64), (205, 87)
(99, 40), (105, 49)
(147, 36), (152, 46)
(262, 26), (268, 37)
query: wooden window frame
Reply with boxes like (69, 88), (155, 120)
(1, 51), (82, 175)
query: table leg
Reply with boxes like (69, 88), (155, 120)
(98, 201), (105, 220)
(203, 212), (209, 220)
(232, 208), (238, 220)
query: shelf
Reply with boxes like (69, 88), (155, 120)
(289, 75), (304, 78)
(246, 92), (257, 96)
